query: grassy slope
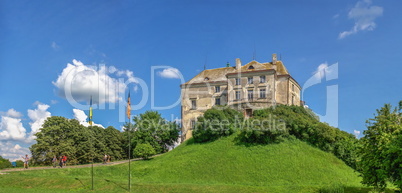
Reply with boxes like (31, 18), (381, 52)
(0, 135), (392, 192)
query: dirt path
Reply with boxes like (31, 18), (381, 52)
(1, 159), (139, 173)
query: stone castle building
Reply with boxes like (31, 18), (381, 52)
(180, 54), (301, 141)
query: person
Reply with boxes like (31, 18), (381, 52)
(103, 154), (107, 164)
(52, 155), (57, 168)
(63, 155), (67, 166)
(59, 156), (63, 168)
(21, 154), (29, 169)
(107, 155), (111, 163)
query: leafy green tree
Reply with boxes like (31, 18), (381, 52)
(103, 126), (125, 160)
(30, 116), (124, 165)
(133, 143), (156, 160)
(125, 111), (179, 156)
(359, 102), (402, 191)
(30, 116), (83, 165)
(15, 160), (24, 167)
(0, 156), (12, 169)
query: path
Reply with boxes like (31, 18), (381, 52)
(1, 158), (141, 173)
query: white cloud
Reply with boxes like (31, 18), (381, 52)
(53, 59), (138, 104)
(73, 109), (104, 128)
(339, 0), (383, 39)
(0, 115), (27, 141)
(0, 141), (30, 162)
(354, 130), (361, 138)
(4, 109), (23, 118)
(158, 68), (181, 79)
(26, 104), (51, 142)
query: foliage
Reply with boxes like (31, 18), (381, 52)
(15, 160), (24, 167)
(133, 143), (156, 159)
(238, 116), (289, 144)
(125, 111), (179, 156)
(30, 116), (126, 165)
(192, 107), (243, 143)
(359, 101), (402, 191)
(0, 155), (12, 169)
(238, 105), (360, 170)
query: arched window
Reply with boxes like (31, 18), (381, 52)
(248, 65), (254, 69)
(204, 77), (209, 81)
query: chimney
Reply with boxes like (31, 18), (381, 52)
(272, 53), (277, 64)
(236, 58), (242, 70)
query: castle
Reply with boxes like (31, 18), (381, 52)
(180, 54), (301, 141)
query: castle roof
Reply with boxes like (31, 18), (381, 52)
(183, 59), (290, 85)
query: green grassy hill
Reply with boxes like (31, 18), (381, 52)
(2, 134), (390, 193)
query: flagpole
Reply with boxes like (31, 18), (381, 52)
(90, 96), (94, 190)
(127, 91), (131, 192)
(128, 118), (131, 192)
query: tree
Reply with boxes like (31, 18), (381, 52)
(103, 126), (125, 160)
(359, 102), (402, 191)
(30, 116), (83, 165)
(125, 111), (179, 155)
(133, 143), (156, 160)
(30, 116), (121, 165)
(0, 156), (12, 169)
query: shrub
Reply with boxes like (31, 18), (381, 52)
(193, 107), (242, 143)
(133, 143), (156, 160)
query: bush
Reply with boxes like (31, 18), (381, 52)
(193, 107), (243, 143)
(133, 143), (156, 160)
(238, 117), (289, 144)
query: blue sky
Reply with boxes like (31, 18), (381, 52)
(1, 0), (401, 161)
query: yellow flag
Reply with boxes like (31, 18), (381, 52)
(126, 92), (131, 119)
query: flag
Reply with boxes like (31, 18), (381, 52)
(89, 96), (93, 126)
(126, 92), (131, 119)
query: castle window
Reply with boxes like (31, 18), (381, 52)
(215, 86), (220, 93)
(235, 91), (241, 100)
(248, 90), (254, 100)
(215, 97), (221, 105)
(248, 77), (253, 84)
(248, 65), (254, 69)
(259, 89), (266, 98)
(260, 75), (266, 83)
(235, 78), (241, 85)
(292, 84), (295, 92)
(191, 100), (197, 110)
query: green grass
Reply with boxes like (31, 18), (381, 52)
(0, 135), (396, 192)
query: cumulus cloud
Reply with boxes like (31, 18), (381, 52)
(339, 0), (383, 39)
(53, 59), (138, 104)
(0, 115), (27, 141)
(73, 109), (104, 128)
(0, 141), (31, 162)
(26, 103), (51, 142)
(158, 68), (181, 79)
